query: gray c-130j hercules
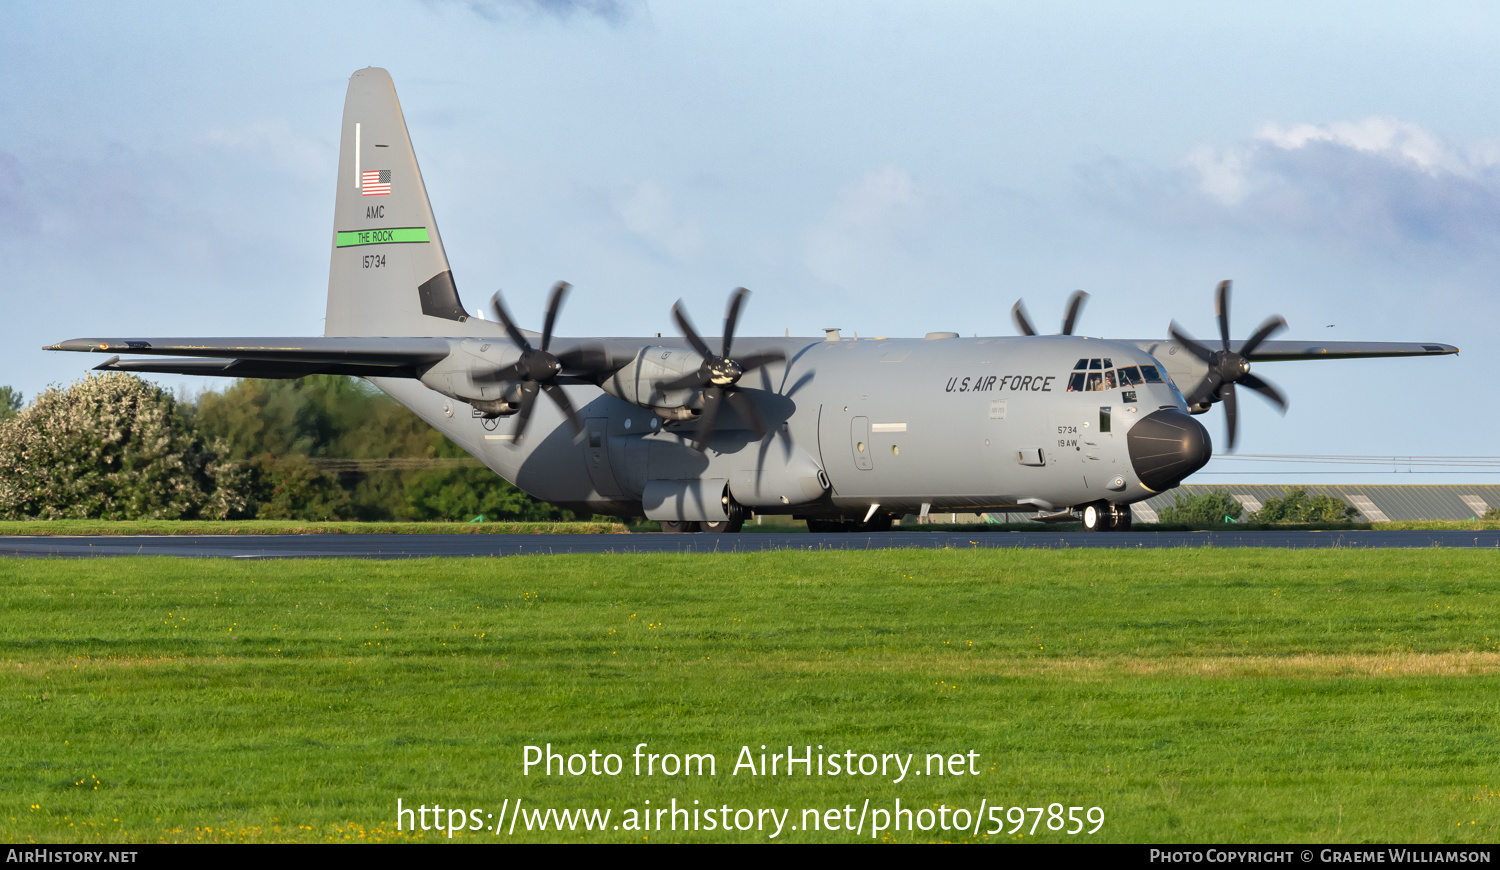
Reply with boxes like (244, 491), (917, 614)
(47, 68), (1459, 532)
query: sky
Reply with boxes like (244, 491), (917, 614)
(3, 1), (1498, 483)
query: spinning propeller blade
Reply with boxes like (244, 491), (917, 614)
(1012, 290), (1089, 336)
(657, 287), (784, 451)
(480, 282), (610, 441)
(1171, 280), (1289, 451)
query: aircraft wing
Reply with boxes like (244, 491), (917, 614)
(1127, 338), (1459, 361)
(1237, 339), (1458, 361)
(44, 336), (454, 379)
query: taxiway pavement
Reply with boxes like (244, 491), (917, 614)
(2, 530), (1498, 558)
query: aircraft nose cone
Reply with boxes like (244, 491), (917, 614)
(1127, 409), (1212, 492)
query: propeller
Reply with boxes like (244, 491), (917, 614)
(480, 281), (596, 443)
(656, 287), (786, 451)
(1168, 279), (1289, 451)
(1012, 290), (1089, 336)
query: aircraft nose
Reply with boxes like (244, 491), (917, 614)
(1127, 409), (1212, 491)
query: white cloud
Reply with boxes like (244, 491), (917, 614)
(1255, 118), (1470, 175)
(425, 0), (639, 25)
(1101, 117), (1500, 259)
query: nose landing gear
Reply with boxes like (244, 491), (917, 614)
(1080, 501), (1132, 532)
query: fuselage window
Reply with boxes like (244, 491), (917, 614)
(1102, 358), (1113, 369)
(1103, 369), (1118, 390)
(1085, 371), (1103, 391)
(1118, 366), (1142, 386)
(1074, 359), (1089, 371)
(1088, 358), (1102, 370)
(1139, 365), (1164, 384)
(1067, 372), (1086, 392)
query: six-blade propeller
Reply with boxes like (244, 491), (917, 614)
(479, 281), (595, 444)
(1168, 280), (1289, 451)
(655, 287), (785, 451)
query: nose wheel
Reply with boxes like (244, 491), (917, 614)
(1080, 501), (1132, 532)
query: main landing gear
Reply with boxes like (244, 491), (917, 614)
(1080, 501), (1132, 532)
(660, 502), (747, 534)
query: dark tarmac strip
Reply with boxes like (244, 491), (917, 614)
(2, 530), (1500, 558)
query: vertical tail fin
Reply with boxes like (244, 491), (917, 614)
(325, 68), (483, 337)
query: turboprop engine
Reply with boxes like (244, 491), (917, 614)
(598, 346), (708, 421)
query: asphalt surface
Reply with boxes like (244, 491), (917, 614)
(2, 530), (1499, 558)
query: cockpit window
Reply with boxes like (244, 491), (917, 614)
(1070, 360), (1163, 391)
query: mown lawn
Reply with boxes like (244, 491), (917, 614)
(1, 550), (1497, 843)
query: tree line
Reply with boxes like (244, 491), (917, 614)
(1155, 488), (1360, 525)
(0, 374), (576, 522)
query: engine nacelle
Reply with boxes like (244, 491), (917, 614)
(417, 339), (524, 413)
(600, 346), (706, 415)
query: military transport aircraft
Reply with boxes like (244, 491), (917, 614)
(46, 68), (1458, 533)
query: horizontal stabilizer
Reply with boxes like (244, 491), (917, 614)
(46, 336), (452, 373)
(91, 356), (409, 379)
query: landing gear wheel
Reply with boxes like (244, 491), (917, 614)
(1110, 505), (1133, 531)
(701, 502), (746, 534)
(1081, 502), (1109, 532)
(659, 520), (701, 533)
(861, 512), (894, 532)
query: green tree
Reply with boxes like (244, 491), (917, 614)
(1252, 488), (1359, 523)
(0, 386), (21, 421)
(242, 455), (353, 520)
(1156, 489), (1243, 525)
(0, 373), (245, 520)
(193, 375), (567, 521)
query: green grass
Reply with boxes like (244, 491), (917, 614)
(0, 520), (629, 536)
(3, 550), (1499, 843)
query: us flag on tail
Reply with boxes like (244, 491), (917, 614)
(361, 169), (391, 196)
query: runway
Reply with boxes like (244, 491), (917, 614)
(2, 529), (1499, 558)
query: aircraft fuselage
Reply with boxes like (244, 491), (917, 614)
(376, 332), (1204, 521)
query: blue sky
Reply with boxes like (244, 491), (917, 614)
(3, 1), (1497, 482)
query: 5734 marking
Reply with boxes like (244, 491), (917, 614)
(363, 254), (387, 269)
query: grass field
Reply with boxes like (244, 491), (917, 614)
(3, 550), (1498, 843)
